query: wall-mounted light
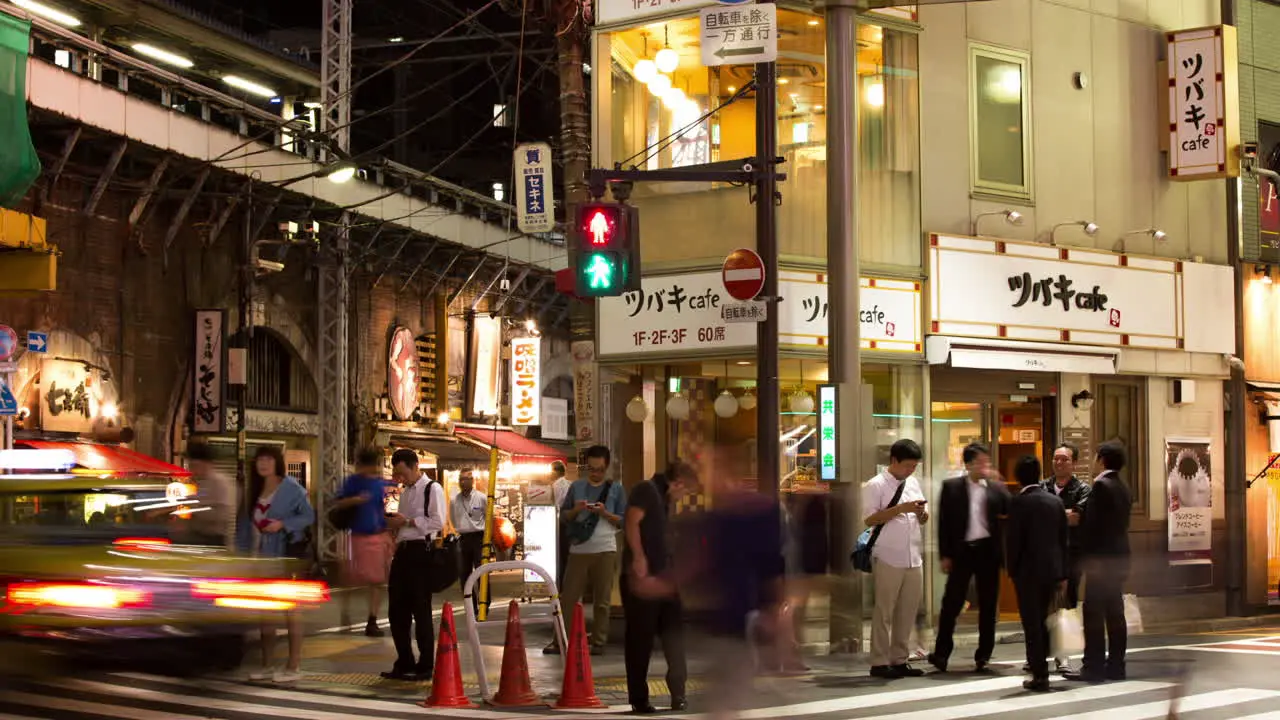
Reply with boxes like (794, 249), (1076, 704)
(326, 162), (357, 184)
(1071, 389), (1095, 411)
(132, 43), (194, 69)
(223, 75), (277, 98)
(972, 209), (1024, 236)
(1051, 220), (1099, 246)
(1114, 228), (1167, 254)
(1260, 265), (1274, 286)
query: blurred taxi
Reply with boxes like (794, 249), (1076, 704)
(0, 444), (328, 674)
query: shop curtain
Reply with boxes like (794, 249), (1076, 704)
(0, 14), (40, 208)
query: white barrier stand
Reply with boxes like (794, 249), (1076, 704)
(462, 560), (566, 700)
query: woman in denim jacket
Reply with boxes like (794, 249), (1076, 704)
(237, 446), (315, 683)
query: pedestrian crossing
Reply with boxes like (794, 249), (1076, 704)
(2, 669), (1279, 719)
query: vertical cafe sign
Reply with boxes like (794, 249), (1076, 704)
(192, 309), (225, 433)
(510, 337), (541, 426)
(1166, 25), (1239, 180)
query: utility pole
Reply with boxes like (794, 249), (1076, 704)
(237, 183), (253, 504)
(826, 0), (863, 651)
(754, 23), (781, 496)
(1222, 0), (1246, 618)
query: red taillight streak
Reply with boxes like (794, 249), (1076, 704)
(113, 537), (171, 550)
(192, 579), (329, 605)
(4, 581), (152, 610)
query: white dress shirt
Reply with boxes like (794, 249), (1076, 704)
(965, 478), (991, 542)
(397, 473), (446, 543)
(451, 490), (486, 534)
(861, 471), (926, 569)
(552, 477), (571, 509)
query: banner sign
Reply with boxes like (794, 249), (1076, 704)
(510, 337), (541, 426)
(1166, 25), (1239, 180)
(1166, 437), (1213, 565)
(818, 384), (837, 482)
(192, 309), (225, 433)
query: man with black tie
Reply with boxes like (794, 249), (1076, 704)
(1007, 455), (1069, 692)
(929, 443), (1010, 673)
(1066, 440), (1133, 683)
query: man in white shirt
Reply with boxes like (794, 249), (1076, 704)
(451, 470), (487, 613)
(550, 460), (572, 588)
(929, 443), (1010, 674)
(383, 449), (446, 681)
(861, 439), (929, 679)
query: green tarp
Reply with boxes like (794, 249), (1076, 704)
(0, 14), (40, 208)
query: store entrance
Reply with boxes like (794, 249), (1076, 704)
(930, 394), (1057, 617)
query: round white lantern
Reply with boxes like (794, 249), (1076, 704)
(625, 395), (648, 423)
(738, 389), (757, 410)
(789, 390), (815, 414)
(655, 46), (679, 74)
(665, 393), (691, 421)
(633, 58), (657, 84)
(713, 390), (739, 418)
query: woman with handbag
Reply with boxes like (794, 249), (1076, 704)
(236, 446), (316, 683)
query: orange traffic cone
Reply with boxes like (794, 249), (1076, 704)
(490, 600), (544, 707)
(421, 602), (476, 708)
(555, 601), (605, 709)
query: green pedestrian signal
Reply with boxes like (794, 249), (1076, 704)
(584, 253), (616, 290)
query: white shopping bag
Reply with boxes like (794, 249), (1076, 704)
(1051, 608), (1085, 654)
(1123, 594), (1144, 634)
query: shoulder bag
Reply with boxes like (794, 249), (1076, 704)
(566, 481), (614, 545)
(850, 480), (907, 573)
(422, 480), (462, 593)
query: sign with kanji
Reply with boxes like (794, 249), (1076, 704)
(778, 271), (922, 353)
(700, 3), (776, 67)
(1166, 437), (1213, 566)
(818, 384), (836, 482)
(510, 337), (541, 426)
(514, 142), (556, 233)
(722, 300), (766, 323)
(1166, 25), (1239, 180)
(192, 310), (225, 433)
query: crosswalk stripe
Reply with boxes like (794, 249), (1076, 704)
(1236, 712), (1280, 720)
(115, 671), (428, 714)
(860, 680), (1173, 720)
(1046, 687), (1280, 719)
(0, 690), (215, 720)
(41, 677), (425, 720)
(671, 676), (1061, 720)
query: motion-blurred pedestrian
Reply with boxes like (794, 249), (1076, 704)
(334, 447), (392, 637)
(185, 441), (234, 548)
(1006, 455), (1069, 692)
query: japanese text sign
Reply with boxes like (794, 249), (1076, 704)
(42, 358), (97, 434)
(700, 3), (777, 67)
(192, 309), (225, 434)
(1167, 25), (1239, 180)
(510, 337), (541, 427)
(596, 0), (718, 26)
(1166, 437), (1213, 565)
(778, 271), (922, 353)
(514, 142), (556, 233)
(929, 234), (1182, 349)
(818, 384), (836, 482)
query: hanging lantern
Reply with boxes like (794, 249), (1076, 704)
(713, 390), (739, 418)
(633, 58), (657, 84)
(665, 392), (690, 421)
(625, 395), (649, 423)
(739, 389), (757, 410)
(655, 46), (679, 74)
(647, 73), (672, 95)
(789, 389), (815, 414)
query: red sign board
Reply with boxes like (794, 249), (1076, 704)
(721, 248), (765, 301)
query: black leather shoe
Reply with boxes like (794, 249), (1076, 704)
(894, 664), (925, 678)
(630, 704), (658, 714)
(670, 698), (689, 712)
(1106, 667), (1126, 681)
(380, 668), (416, 681)
(414, 666), (433, 681)
(1023, 678), (1052, 692)
(870, 665), (901, 679)
(974, 659), (990, 672)
(927, 653), (948, 672)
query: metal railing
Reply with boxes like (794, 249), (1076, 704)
(4, 2), (563, 246)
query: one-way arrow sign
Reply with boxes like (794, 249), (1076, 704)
(701, 3), (776, 67)
(27, 331), (47, 354)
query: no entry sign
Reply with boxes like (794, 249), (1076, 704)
(722, 248), (765, 301)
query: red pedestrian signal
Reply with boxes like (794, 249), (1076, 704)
(573, 203), (638, 297)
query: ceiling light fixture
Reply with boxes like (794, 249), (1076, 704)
(12, 0), (80, 26)
(634, 58), (657, 84)
(655, 25), (679, 73)
(223, 75), (277, 98)
(132, 43), (194, 69)
(326, 162), (357, 184)
(647, 73), (672, 95)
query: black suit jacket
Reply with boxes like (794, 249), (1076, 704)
(1006, 485), (1069, 584)
(1042, 476), (1092, 548)
(937, 475), (1011, 565)
(1079, 470), (1132, 557)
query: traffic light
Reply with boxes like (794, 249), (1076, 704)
(573, 202), (639, 297)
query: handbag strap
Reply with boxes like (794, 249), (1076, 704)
(866, 479), (907, 553)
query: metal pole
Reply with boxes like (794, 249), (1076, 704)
(1223, 0), (1246, 617)
(237, 183), (252, 505)
(755, 26), (781, 497)
(826, 0), (862, 650)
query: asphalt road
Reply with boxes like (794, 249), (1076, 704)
(3, 625), (1280, 718)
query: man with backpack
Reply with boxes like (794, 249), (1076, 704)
(545, 445), (626, 656)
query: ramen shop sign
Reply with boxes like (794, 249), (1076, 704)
(510, 337), (541, 426)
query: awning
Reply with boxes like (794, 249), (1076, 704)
(402, 438), (493, 468)
(455, 427), (569, 463)
(16, 440), (191, 477)
(926, 336), (1118, 375)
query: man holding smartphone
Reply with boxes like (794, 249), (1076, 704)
(545, 445), (626, 656)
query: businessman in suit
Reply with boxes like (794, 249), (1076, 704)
(1007, 455), (1069, 692)
(1042, 442), (1091, 673)
(928, 443), (1010, 673)
(1066, 440), (1133, 683)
